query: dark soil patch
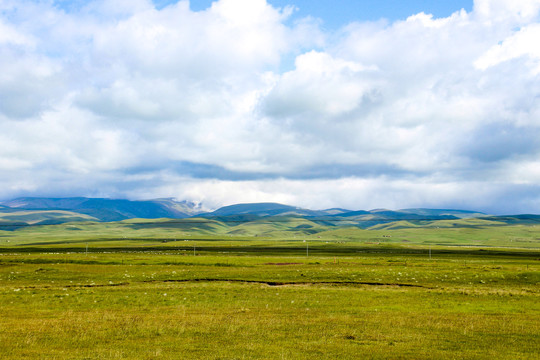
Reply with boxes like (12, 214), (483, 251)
(265, 262), (303, 265)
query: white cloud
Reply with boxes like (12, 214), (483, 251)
(89, 0), (310, 77)
(1, 0), (540, 213)
(474, 0), (540, 23)
(117, 175), (540, 214)
(0, 19), (34, 46)
(263, 51), (379, 117)
(475, 24), (540, 74)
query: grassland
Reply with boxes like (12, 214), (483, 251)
(0, 221), (539, 359)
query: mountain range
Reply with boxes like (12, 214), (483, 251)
(0, 197), (203, 223)
(1, 197), (539, 231)
(0, 196), (483, 225)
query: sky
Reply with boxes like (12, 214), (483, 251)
(1, 0), (540, 214)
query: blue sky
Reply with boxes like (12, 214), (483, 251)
(183, 0), (473, 27)
(1, 0), (540, 213)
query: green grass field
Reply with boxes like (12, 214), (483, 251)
(0, 222), (539, 359)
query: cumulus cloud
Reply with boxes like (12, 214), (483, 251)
(1, 0), (540, 213)
(475, 24), (540, 74)
(473, 0), (540, 23)
(262, 51), (379, 117)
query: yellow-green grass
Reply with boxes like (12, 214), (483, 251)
(1, 248), (539, 359)
(2, 219), (540, 250)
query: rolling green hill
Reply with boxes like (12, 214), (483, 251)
(0, 210), (98, 229)
(1, 198), (540, 239)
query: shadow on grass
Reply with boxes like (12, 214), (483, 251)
(1, 244), (539, 258)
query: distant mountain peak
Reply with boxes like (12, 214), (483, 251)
(0, 197), (204, 221)
(209, 202), (300, 215)
(0, 197), (498, 227)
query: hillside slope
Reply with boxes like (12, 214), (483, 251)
(0, 197), (203, 222)
(3, 197), (538, 233)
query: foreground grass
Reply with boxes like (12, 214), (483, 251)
(1, 247), (539, 359)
